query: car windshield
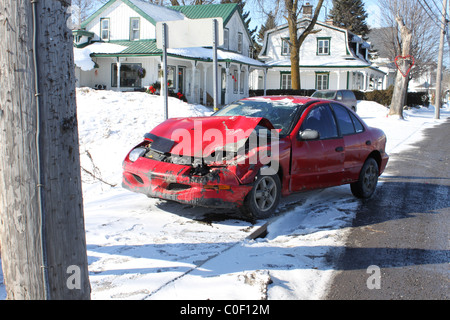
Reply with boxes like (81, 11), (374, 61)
(311, 90), (336, 99)
(213, 98), (301, 135)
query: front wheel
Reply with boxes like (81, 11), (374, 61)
(351, 157), (379, 198)
(240, 173), (281, 219)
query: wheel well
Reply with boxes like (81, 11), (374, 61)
(367, 151), (382, 174)
(277, 164), (283, 186)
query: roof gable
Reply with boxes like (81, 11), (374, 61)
(259, 19), (364, 58)
(81, 0), (185, 28)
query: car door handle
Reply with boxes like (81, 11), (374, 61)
(335, 146), (344, 152)
(366, 140), (372, 146)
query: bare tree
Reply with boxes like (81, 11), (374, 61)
(389, 16), (412, 118)
(285, 0), (324, 89)
(255, 0), (324, 89)
(377, 0), (440, 117)
(70, 0), (95, 29)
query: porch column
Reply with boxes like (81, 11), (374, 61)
(191, 61), (196, 103)
(336, 70), (341, 90)
(263, 68), (267, 95)
(244, 65), (249, 96)
(203, 66), (208, 105)
(116, 58), (121, 91)
(237, 65), (241, 98)
(363, 72), (367, 91)
(225, 65), (230, 105)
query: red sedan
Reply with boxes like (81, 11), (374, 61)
(122, 96), (388, 219)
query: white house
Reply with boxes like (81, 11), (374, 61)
(73, 0), (266, 105)
(254, 4), (386, 92)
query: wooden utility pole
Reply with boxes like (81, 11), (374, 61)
(435, 0), (448, 120)
(0, 0), (90, 299)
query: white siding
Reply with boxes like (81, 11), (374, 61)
(264, 23), (349, 63)
(222, 12), (251, 56)
(85, 1), (156, 41)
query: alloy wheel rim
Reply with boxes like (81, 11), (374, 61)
(254, 176), (277, 211)
(363, 164), (377, 192)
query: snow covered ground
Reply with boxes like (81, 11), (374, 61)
(1, 89), (449, 300)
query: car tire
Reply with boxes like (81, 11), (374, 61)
(351, 157), (379, 199)
(241, 173), (281, 219)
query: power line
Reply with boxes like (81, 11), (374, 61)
(418, 0), (446, 31)
(429, 0), (448, 19)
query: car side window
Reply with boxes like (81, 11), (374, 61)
(331, 103), (355, 135)
(350, 112), (364, 133)
(301, 104), (338, 139)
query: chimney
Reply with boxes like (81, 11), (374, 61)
(302, 2), (313, 19)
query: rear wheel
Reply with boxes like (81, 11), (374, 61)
(241, 173), (281, 219)
(351, 157), (379, 198)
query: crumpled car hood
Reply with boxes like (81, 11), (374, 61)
(146, 116), (274, 157)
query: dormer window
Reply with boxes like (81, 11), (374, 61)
(224, 28), (229, 50)
(281, 38), (290, 56)
(100, 18), (110, 41)
(130, 18), (140, 41)
(237, 32), (243, 53)
(317, 37), (330, 55)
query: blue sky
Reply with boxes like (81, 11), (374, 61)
(248, 0), (382, 32)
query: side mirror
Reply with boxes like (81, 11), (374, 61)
(299, 129), (319, 140)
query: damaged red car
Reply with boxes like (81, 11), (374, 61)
(122, 96), (389, 219)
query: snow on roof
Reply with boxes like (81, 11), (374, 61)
(74, 42), (127, 71)
(127, 0), (186, 23)
(74, 41), (265, 69)
(168, 47), (266, 67)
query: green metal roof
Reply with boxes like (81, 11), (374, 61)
(111, 40), (160, 55)
(90, 40), (160, 56)
(170, 3), (239, 26)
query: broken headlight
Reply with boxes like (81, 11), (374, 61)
(129, 147), (147, 162)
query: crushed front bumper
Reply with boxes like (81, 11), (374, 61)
(122, 157), (253, 209)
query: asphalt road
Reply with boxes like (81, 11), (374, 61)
(325, 119), (450, 300)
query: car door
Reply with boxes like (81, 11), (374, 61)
(330, 103), (367, 181)
(290, 103), (345, 192)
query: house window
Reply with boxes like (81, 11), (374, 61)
(111, 63), (142, 88)
(317, 38), (330, 55)
(237, 32), (243, 53)
(281, 73), (291, 90)
(281, 38), (290, 56)
(316, 72), (329, 90)
(100, 18), (110, 41)
(130, 18), (140, 41)
(224, 28), (229, 50)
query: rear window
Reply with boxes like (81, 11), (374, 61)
(311, 91), (336, 99)
(342, 90), (356, 100)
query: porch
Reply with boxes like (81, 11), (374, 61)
(74, 40), (266, 106)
